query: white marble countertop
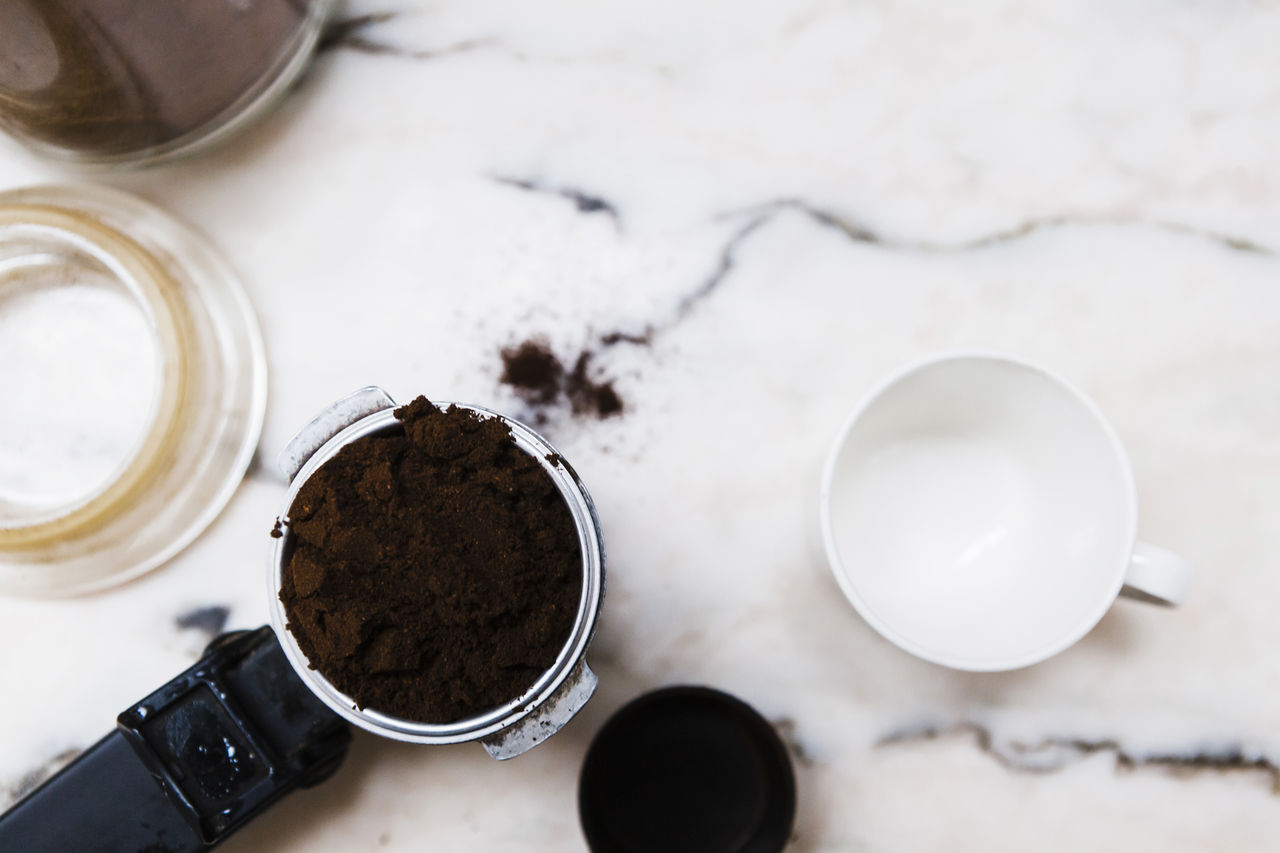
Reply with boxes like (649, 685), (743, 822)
(2, 1), (1280, 849)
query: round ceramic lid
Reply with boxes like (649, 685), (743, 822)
(579, 686), (797, 853)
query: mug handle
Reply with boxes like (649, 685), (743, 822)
(1120, 542), (1191, 606)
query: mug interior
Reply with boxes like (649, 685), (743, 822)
(823, 354), (1136, 670)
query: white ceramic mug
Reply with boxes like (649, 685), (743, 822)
(820, 351), (1190, 671)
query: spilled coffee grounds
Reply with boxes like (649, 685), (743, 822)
(500, 340), (563, 406)
(279, 396), (582, 723)
(500, 340), (624, 419)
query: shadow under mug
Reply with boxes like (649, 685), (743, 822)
(820, 351), (1190, 671)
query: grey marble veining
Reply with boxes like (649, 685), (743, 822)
(1, 0), (1279, 849)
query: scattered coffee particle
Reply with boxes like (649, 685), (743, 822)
(270, 518), (284, 539)
(567, 353), (623, 417)
(499, 338), (625, 420)
(600, 329), (654, 347)
(279, 396), (582, 723)
(500, 340), (564, 405)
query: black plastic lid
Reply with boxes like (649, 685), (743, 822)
(578, 686), (796, 853)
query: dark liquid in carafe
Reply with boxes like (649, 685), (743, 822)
(0, 0), (309, 158)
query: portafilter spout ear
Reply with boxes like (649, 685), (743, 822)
(278, 386), (396, 483)
(479, 658), (599, 759)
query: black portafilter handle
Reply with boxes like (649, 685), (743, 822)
(0, 626), (351, 852)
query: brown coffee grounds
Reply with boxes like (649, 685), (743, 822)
(279, 396), (582, 723)
(500, 340), (563, 405)
(568, 353), (624, 418)
(500, 339), (624, 419)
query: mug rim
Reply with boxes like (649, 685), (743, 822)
(818, 349), (1139, 671)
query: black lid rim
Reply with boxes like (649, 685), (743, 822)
(578, 685), (797, 853)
